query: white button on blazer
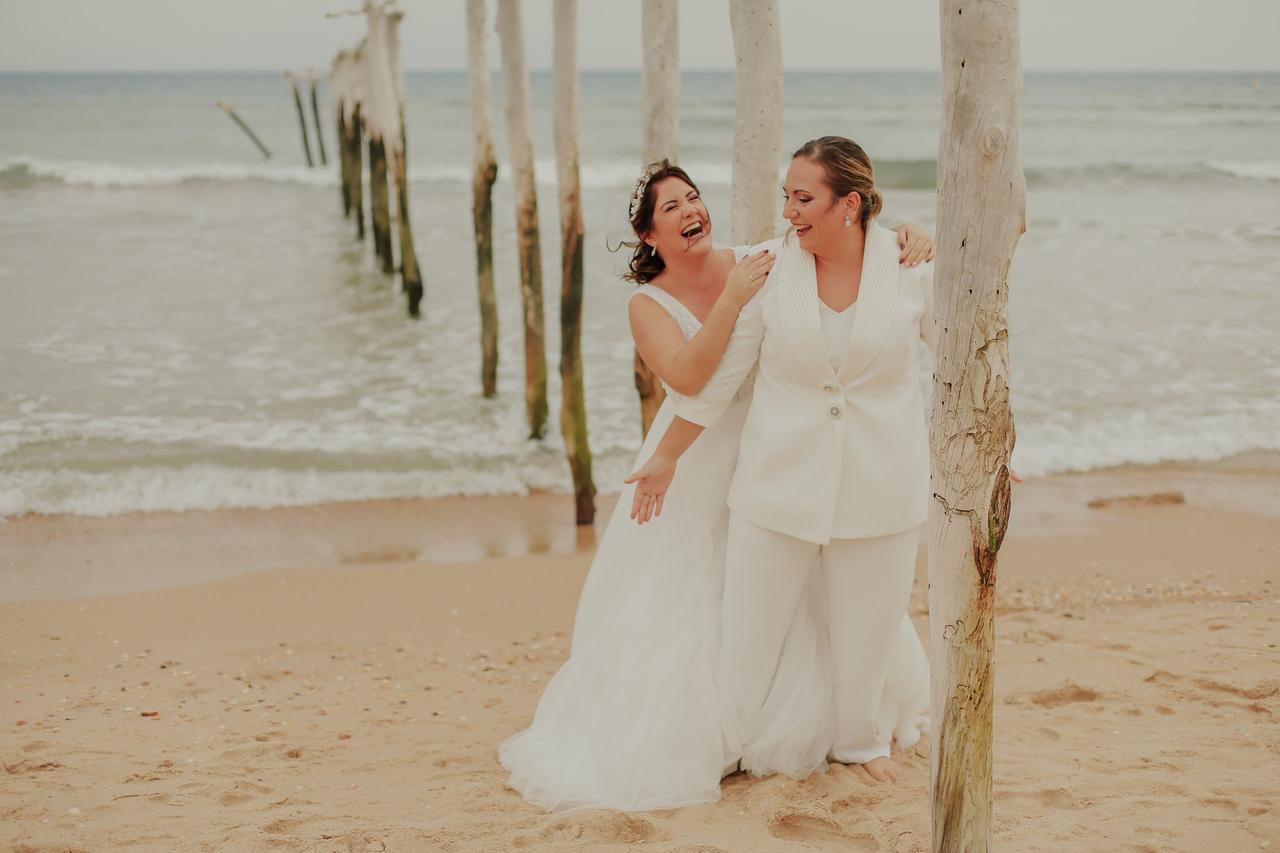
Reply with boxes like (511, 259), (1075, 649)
(676, 223), (936, 545)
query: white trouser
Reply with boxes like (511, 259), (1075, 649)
(721, 514), (922, 765)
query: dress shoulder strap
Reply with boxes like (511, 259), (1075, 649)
(630, 284), (702, 340)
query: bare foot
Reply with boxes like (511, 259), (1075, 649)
(861, 756), (901, 783)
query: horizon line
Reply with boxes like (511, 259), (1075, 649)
(2, 67), (1277, 75)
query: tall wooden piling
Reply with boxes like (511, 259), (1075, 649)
(466, 0), (500, 398)
(553, 0), (596, 525)
(636, 0), (680, 437)
(496, 0), (548, 440)
(929, 1), (1026, 850)
(378, 7), (423, 316)
(728, 0), (783, 245)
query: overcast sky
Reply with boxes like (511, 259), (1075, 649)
(1, 0), (1277, 73)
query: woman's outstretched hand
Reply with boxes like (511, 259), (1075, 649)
(894, 223), (935, 267)
(717, 249), (774, 311)
(623, 453), (676, 524)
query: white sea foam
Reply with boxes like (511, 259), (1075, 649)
(1206, 159), (1280, 181)
(0, 154), (735, 191)
(2, 413), (1277, 517)
(0, 454), (638, 518)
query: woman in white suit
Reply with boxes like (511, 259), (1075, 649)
(499, 160), (933, 810)
(628, 136), (936, 783)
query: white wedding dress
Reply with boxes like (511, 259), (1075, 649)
(499, 253), (930, 812)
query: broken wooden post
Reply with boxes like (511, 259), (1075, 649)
(309, 73), (328, 167)
(285, 71), (315, 167)
(216, 100), (271, 159)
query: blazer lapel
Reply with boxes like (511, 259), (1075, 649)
(774, 237), (838, 386)
(836, 222), (901, 383)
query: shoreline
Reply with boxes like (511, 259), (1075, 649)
(3, 453), (1279, 604)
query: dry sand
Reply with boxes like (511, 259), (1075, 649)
(2, 463), (1277, 852)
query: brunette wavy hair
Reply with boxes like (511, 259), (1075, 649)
(619, 160), (703, 284)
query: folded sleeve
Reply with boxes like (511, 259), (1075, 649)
(674, 285), (767, 429)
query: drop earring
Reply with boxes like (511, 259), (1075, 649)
(843, 214), (853, 228)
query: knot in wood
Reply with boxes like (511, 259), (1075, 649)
(981, 127), (1005, 160)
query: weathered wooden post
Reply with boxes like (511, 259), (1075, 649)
(308, 73), (328, 167)
(634, 0), (679, 437)
(217, 100), (271, 159)
(371, 5), (423, 315)
(496, 0), (548, 440)
(363, 35), (394, 274)
(727, 0), (783, 245)
(552, 0), (596, 525)
(285, 71), (315, 167)
(332, 52), (353, 216)
(929, 1), (1026, 850)
(348, 44), (367, 242)
(466, 0), (500, 398)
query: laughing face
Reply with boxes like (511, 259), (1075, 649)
(782, 155), (861, 254)
(644, 177), (713, 261)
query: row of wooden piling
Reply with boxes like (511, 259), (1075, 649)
(329, 5), (421, 316)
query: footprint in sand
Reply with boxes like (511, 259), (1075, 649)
(767, 811), (879, 849)
(1193, 677), (1279, 701)
(537, 813), (657, 846)
(1025, 682), (1101, 708)
(1030, 787), (1091, 809)
(1198, 796), (1238, 813)
(262, 817), (314, 835)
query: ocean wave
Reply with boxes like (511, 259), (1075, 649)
(0, 453), (637, 518)
(3, 415), (1277, 516)
(7, 153), (1280, 194)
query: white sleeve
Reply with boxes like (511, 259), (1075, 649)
(674, 286), (767, 428)
(917, 262), (937, 357)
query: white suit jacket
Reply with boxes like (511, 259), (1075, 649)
(676, 222), (936, 545)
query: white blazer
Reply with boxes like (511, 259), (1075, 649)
(676, 222), (936, 545)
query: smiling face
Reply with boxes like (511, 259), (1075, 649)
(782, 156), (862, 256)
(643, 176), (713, 262)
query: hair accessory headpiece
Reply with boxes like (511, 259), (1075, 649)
(629, 166), (656, 222)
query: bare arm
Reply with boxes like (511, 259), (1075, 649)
(628, 250), (773, 396)
(624, 276), (770, 524)
(621, 416), (705, 523)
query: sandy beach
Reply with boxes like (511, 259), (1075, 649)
(2, 461), (1277, 852)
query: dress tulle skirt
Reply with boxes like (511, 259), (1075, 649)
(499, 394), (929, 812)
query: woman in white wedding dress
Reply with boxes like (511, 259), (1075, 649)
(498, 161), (933, 812)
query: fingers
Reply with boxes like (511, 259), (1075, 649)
(900, 236), (925, 267)
(654, 492), (665, 519)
